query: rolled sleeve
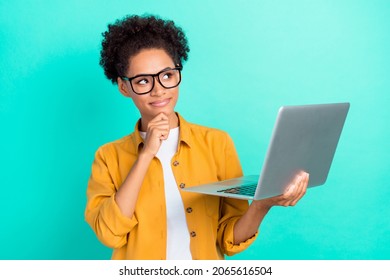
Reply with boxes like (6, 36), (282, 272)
(220, 216), (258, 256)
(85, 147), (138, 248)
(99, 195), (138, 236)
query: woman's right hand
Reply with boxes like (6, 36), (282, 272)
(141, 113), (170, 158)
(115, 112), (169, 218)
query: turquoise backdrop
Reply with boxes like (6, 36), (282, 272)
(1, 0), (389, 260)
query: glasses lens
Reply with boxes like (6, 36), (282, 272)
(131, 76), (154, 94)
(159, 69), (181, 88)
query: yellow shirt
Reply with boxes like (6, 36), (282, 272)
(85, 114), (257, 259)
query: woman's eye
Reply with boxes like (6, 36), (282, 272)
(162, 72), (173, 80)
(136, 78), (149, 85)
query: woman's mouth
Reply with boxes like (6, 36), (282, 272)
(149, 98), (171, 107)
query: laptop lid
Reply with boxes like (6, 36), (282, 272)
(253, 102), (350, 199)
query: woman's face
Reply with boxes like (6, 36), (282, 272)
(118, 48), (180, 129)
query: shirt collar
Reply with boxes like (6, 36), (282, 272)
(131, 112), (192, 154)
(177, 113), (192, 148)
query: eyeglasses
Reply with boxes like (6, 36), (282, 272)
(121, 66), (182, 95)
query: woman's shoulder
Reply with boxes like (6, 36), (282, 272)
(94, 133), (138, 157)
(187, 121), (226, 134)
(182, 118), (229, 137)
(181, 116), (234, 148)
(179, 114), (227, 134)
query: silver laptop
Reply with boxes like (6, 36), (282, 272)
(182, 102), (350, 200)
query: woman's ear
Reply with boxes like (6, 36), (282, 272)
(117, 77), (131, 97)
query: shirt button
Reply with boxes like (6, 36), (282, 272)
(173, 161), (179, 166)
(190, 231), (196, 237)
(179, 183), (186, 189)
(186, 207), (193, 213)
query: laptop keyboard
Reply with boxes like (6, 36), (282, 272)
(217, 183), (257, 196)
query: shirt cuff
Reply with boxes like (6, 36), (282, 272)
(222, 217), (258, 256)
(100, 194), (138, 236)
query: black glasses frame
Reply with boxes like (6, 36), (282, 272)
(121, 66), (182, 95)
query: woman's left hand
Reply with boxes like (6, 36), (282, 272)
(252, 171), (309, 210)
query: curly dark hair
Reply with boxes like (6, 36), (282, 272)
(99, 14), (190, 84)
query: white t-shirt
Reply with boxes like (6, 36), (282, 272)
(140, 127), (192, 260)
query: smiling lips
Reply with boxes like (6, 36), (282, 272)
(149, 98), (171, 107)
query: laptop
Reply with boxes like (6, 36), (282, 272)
(182, 102), (350, 200)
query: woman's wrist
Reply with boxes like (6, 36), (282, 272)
(251, 199), (273, 212)
(138, 148), (155, 162)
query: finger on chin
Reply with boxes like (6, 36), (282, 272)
(156, 112), (168, 120)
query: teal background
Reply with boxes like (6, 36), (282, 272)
(1, 0), (389, 260)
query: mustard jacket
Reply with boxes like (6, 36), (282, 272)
(85, 114), (257, 259)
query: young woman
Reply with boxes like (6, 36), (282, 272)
(85, 14), (309, 260)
